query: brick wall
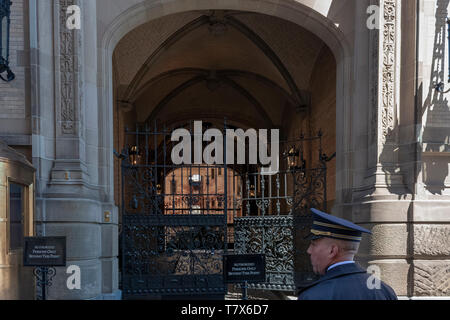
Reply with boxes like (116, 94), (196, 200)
(0, 0), (30, 137)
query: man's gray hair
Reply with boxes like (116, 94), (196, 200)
(337, 239), (360, 255)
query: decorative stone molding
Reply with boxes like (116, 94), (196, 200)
(57, 0), (83, 136)
(49, 0), (89, 187)
(381, 0), (397, 142)
(358, 0), (405, 197)
(59, 0), (75, 134)
(0, 139), (34, 168)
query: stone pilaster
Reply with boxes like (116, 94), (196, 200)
(351, 0), (413, 297)
(50, 0), (88, 186)
(30, 0), (119, 300)
(362, 0), (407, 194)
(353, 0), (450, 298)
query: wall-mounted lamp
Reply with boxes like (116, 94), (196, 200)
(285, 146), (299, 170)
(0, 0), (15, 82)
(284, 146), (306, 171)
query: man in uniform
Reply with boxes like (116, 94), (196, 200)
(298, 208), (398, 300)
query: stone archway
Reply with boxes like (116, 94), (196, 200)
(25, 0), (355, 301)
(98, 0), (354, 217)
(101, 0), (347, 300)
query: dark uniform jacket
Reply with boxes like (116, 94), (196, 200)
(298, 263), (398, 300)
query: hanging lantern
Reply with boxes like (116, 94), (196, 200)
(285, 146), (300, 171)
(249, 184), (256, 197)
(128, 146), (141, 166)
(0, 0), (15, 82)
(156, 184), (162, 195)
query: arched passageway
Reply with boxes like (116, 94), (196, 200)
(107, 2), (343, 300)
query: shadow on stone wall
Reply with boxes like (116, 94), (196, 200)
(380, 0), (450, 198)
(378, 0), (450, 297)
(420, 0), (450, 195)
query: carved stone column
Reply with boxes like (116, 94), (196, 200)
(50, 0), (88, 186)
(352, 0), (413, 297)
(364, 0), (407, 193)
(352, 0), (450, 298)
(31, 0), (119, 300)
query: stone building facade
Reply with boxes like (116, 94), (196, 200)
(0, 0), (449, 299)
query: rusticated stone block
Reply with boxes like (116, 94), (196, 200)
(414, 225), (450, 257)
(414, 261), (450, 296)
(358, 224), (408, 258)
(357, 259), (410, 297)
(47, 259), (102, 300)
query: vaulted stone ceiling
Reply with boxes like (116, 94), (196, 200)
(113, 10), (329, 129)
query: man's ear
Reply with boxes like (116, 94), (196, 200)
(329, 243), (339, 258)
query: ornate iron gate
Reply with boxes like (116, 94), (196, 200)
(232, 132), (334, 292)
(119, 123), (229, 299)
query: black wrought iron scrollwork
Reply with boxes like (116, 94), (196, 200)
(33, 267), (56, 300)
(292, 167), (326, 216)
(120, 122), (229, 298)
(182, 195), (202, 207)
(122, 165), (166, 215)
(234, 216), (295, 291)
(123, 222), (226, 279)
(320, 152), (336, 163)
(234, 131), (331, 291)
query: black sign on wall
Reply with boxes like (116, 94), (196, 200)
(23, 237), (67, 267)
(223, 254), (266, 284)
